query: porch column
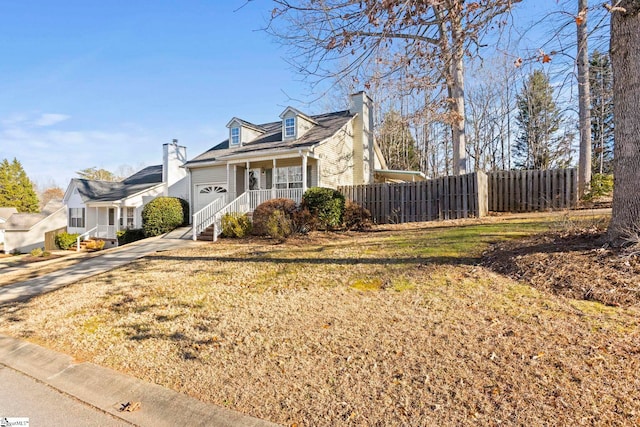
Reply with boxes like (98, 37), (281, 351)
(115, 205), (121, 233)
(302, 153), (308, 193)
(272, 159), (277, 199)
(245, 161), (250, 192)
(226, 163), (230, 202)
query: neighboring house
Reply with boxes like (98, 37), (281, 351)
(0, 207), (18, 249)
(1, 201), (66, 254)
(185, 91), (413, 239)
(63, 142), (188, 241)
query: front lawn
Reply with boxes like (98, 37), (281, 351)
(1, 212), (638, 426)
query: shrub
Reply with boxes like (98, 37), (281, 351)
(30, 247), (44, 257)
(292, 208), (317, 234)
(302, 187), (345, 230)
(343, 200), (372, 230)
(265, 209), (293, 241)
(221, 213), (253, 238)
(583, 173), (614, 201)
(42, 251), (51, 257)
(55, 232), (80, 250)
(117, 228), (146, 245)
(141, 197), (185, 237)
(252, 198), (297, 236)
(85, 239), (105, 251)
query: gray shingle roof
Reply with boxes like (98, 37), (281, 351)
(73, 165), (163, 203)
(1, 200), (64, 230)
(186, 110), (354, 166)
(0, 207), (18, 221)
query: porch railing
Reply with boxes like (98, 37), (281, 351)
(96, 225), (116, 239)
(76, 227), (97, 252)
(76, 225), (118, 251)
(192, 188), (305, 241)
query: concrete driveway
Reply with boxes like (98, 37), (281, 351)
(0, 227), (199, 305)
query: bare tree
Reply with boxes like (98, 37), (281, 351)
(576, 0), (592, 196)
(607, 1), (640, 244)
(266, 0), (520, 175)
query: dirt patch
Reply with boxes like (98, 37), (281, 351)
(482, 227), (640, 307)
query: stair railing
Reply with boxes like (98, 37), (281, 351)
(76, 227), (97, 252)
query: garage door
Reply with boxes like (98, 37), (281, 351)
(195, 184), (228, 212)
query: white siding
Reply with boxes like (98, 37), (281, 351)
(191, 166), (227, 185)
(3, 208), (67, 254)
(66, 188), (89, 234)
(314, 121), (356, 189)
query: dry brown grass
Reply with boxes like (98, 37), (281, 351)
(1, 214), (639, 426)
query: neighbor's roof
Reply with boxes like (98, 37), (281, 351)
(72, 165), (164, 203)
(1, 200), (64, 231)
(185, 110), (354, 166)
(0, 207), (18, 221)
(374, 169), (427, 182)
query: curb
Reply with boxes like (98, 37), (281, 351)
(0, 335), (280, 427)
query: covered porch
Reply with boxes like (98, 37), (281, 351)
(80, 203), (137, 241)
(227, 153), (319, 198)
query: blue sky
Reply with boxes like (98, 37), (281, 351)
(0, 0), (318, 188)
(0, 1), (596, 190)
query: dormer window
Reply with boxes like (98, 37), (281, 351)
(284, 117), (295, 138)
(231, 127), (240, 145)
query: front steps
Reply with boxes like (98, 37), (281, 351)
(197, 225), (216, 241)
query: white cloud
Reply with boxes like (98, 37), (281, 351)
(33, 113), (71, 127)
(0, 117), (161, 188)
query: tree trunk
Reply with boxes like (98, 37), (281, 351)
(608, 1), (640, 244)
(577, 0), (592, 196)
(451, 14), (467, 176)
(451, 47), (467, 175)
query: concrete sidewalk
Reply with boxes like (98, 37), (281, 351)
(0, 335), (278, 427)
(0, 227), (199, 305)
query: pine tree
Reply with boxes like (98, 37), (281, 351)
(0, 158), (40, 212)
(589, 50), (614, 175)
(513, 70), (571, 170)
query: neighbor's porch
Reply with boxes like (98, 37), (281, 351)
(69, 204), (138, 241)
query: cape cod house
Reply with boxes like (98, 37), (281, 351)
(62, 142), (188, 242)
(185, 91), (414, 240)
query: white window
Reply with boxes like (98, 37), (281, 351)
(284, 117), (295, 138)
(120, 207), (135, 228)
(231, 127), (240, 145)
(275, 166), (302, 189)
(199, 185), (227, 194)
(69, 208), (85, 228)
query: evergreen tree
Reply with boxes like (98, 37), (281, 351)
(377, 110), (420, 171)
(513, 70), (571, 170)
(589, 50), (614, 175)
(0, 158), (39, 212)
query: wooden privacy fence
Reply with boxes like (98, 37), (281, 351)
(339, 172), (488, 224)
(44, 226), (67, 251)
(488, 168), (578, 212)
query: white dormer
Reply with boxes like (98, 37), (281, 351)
(279, 107), (318, 140)
(226, 118), (265, 146)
